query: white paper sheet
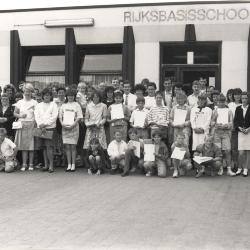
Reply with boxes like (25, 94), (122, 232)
(131, 140), (141, 158)
(216, 108), (228, 125)
(187, 51), (194, 64)
(111, 104), (124, 120)
(195, 112), (206, 128)
(63, 110), (75, 125)
(171, 147), (186, 160)
(134, 112), (147, 128)
(173, 109), (187, 126)
(193, 156), (213, 164)
(144, 144), (155, 161)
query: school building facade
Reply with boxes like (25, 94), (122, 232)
(0, 1), (249, 93)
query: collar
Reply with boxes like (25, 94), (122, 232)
(242, 104), (249, 110)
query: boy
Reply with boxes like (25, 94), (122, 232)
(107, 131), (128, 174)
(123, 80), (137, 112)
(121, 128), (144, 177)
(134, 84), (146, 99)
(144, 82), (164, 109)
(171, 132), (192, 178)
(130, 96), (149, 139)
(211, 93), (235, 176)
(187, 80), (200, 108)
(162, 78), (173, 109)
(194, 134), (222, 178)
(143, 130), (170, 177)
(0, 128), (18, 173)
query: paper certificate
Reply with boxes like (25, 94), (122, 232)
(131, 140), (141, 158)
(144, 144), (155, 162)
(173, 109), (187, 126)
(171, 147), (186, 160)
(216, 108), (228, 125)
(195, 112), (205, 128)
(134, 112), (147, 127)
(111, 104), (124, 120)
(63, 110), (75, 126)
(193, 156), (213, 165)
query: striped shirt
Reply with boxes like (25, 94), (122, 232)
(146, 106), (169, 127)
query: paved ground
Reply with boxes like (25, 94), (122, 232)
(0, 168), (249, 250)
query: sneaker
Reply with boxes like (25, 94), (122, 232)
(28, 165), (34, 171)
(172, 169), (178, 178)
(145, 171), (152, 177)
(20, 166), (26, 171)
(195, 166), (205, 178)
(88, 169), (93, 175)
(66, 165), (71, 172)
(96, 170), (101, 176)
(243, 169), (248, 177)
(227, 167), (236, 177)
(236, 168), (242, 176)
(217, 167), (223, 176)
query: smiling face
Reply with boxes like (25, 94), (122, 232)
(57, 90), (66, 101)
(1, 96), (9, 106)
(67, 95), (75, 103)
(241, 94), (249, 106)
(43, 93), (52, 103)
(176, 135), (184, 145)
(129, 132), (138, 141)
(23, 88), (33, 99)
(114, 95), (123, 104)
(155, 94), (163, 106)
(123, 83), (131, 95)
(147, 86), (155, 97)
(92, 94), (100, 105)
(153, 134), (161, 144)
(163, 80), (172, 91)
(114, 131), (122, 142)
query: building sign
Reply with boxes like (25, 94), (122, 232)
(123, 4), (250, 25)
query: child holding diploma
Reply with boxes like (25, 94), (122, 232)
(169, 92), (191, 146)
(107, 131), (128, 175)
(211, 93), (235, 176)
(59, 89), (83, 172)
(143, 130), (170, 177)
(194, 134), (223, 178)
(129, 96), (149, 139)
(107, 90), (130, 142)
(121, 128), (144, 177)
(171, 132), (192, 178)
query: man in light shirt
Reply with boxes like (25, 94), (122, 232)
(162, 78), (173, 109)
(123, 80), (137, 112)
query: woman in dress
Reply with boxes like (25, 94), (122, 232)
(14, 83), (38, 171)
(0, 93), (15, 140)
(83, 91), (107, 150)
(234, 91), (250, 177)
(59, 89), (83, 172)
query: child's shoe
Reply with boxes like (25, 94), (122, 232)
(88, 168), (93, 175)
(145, 171), (152, 177)
(28, 165), (34, 171)
(236, 168), (242, 176)
(172, 169), (178, 178)
(70, 164), (76, 172)
(21, 164), (27, 171)
(243, 168), (248, 177)
(96, 169), (101, 176)
(217, 167), (223, 176)
(66, 165), (71, 172)
(195, 165), (205, 178)
(227, 167), (236, 177)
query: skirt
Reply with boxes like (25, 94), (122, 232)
(14, 121), (35, 151)
(62, 123), (79, 145)
(238, 131), (250, 150)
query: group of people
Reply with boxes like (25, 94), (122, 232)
(0, 78), (249, 179)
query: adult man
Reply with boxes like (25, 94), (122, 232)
(123, 80), (137, 111)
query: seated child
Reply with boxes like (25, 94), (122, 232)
(107, 131), (128, 174)
(86, 138), (107, 175)
(171, 132), (192, 178)
(121, 128), (144, 177)
(194, 134), (223, 178)
(0, 128), (18, 173)
(143, 130), (170, 177)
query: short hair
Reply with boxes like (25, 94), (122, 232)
(174, 83), (183, 89)
(128, 128), (138, 135)
(105, 86), (114, 95)
(176, 131), (185, 138)
(192, 80), (200, 86)
(91, 90), (102, 102)
(141, 78), (150, 85)
(136, 96), (145, 104)
(15, 92), (23, 99)
(176, 91), (187, 100)
(89, 138), (100, 145)
(78, 82), (87, 88)
(123, 80), (131, 87)
(234, 88), (242, 95)
(216, 93), (226, 102)
(36, 93), (42, 98)
(152, 130), (162, 138)
(155, 91), (163, 97)
(134, 84), (146, 94)
(198, 92), (208, 100)
(66, 88), (76, 97)
(41, 88), (53, 99)
(57, 87), (66, 93)
(114, 130), (122, 136)
(0, 128), (7, 135)
(147, 82), (157, 90)
(114, 90), (123, 98)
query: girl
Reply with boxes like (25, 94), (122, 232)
(103, 86), (115, 108)
(59, 89), (83, 172)
(107, 90), (130, 142)
(14, 83), (38, 171)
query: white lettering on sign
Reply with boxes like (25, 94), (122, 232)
(124, 7), (250, 24)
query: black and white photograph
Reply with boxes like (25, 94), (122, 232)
(0, 0), (250, 249)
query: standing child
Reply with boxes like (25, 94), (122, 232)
(143, 130), (170, 177)
(130, 96), (149, 139)
(211, 93), (235, 176)
(0, 128), (18, 173)
(107, 131), (128, 175)
(171, 132), (192, 178)
(107, 90), (130, 142)
(59, 89), (83, 172)
(86, 138), (107, 175)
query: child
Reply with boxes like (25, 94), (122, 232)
(143, 130), (170, 177)
(107, 90), (130, 142)
(107, 131), (128, 175)
(187, 80), (200, 108)
(211, 93), (235, 176)
(76, 82), (87, 110)
(171, 132), (192, 178)
(130, 96), (149, 139)
(144, 82), (163, 109)
(194, 134), (223, 178)
(170, 92), (191, 147)
(86, 138), (107, 175)
(121, 128), (144, 177)
(0, 128), (18, 173)
(59, 89), (83, 172)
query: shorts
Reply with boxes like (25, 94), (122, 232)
(214, 131), (231, 151)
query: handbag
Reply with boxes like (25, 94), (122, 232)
(33, 128), (53, 139)
(12, 121), (22, 130)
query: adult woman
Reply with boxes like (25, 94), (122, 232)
(234, 92), (250, 177)
(34, 88), (58, 173)
(226, 89), (234, 104)
(84, 91), (107, 150)
(0, 93), (15, 140)
(14, 83), (38, 171)
(3, 84), (16, 105)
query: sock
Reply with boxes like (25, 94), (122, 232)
(67, 164), (71, 170)
(71, 164), (75, 170)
